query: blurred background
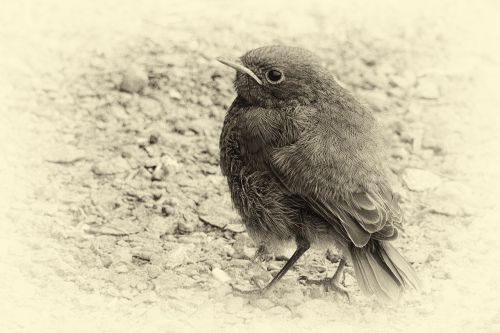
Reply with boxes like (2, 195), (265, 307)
(0, 1), (499, 332)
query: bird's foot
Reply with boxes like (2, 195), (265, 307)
(325, 277), (350, 302)
(299, 276), (350, 302)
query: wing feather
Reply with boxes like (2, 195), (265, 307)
(269, 105), (403, 246)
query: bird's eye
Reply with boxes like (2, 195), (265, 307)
(265, 69), (284, 84)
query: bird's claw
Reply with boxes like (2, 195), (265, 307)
(299, 276), (350, 302)
(326, 278), (351, 302)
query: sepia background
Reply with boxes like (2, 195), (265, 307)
(1, 0), (499, 332)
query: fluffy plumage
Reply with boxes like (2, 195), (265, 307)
(218, 45), (419, 300)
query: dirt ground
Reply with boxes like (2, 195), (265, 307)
(1, 1), (500, 332)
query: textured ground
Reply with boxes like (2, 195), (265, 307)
(1, 1), (500, 332)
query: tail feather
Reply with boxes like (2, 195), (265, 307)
(349, 241), (420, 301)
(379, 242), (420, 290)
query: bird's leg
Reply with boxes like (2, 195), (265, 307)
(326, 258), (350, 301)
(261, 238), (310, 294)
(299, 258), (350, 301)
(231, 238), (310, 296)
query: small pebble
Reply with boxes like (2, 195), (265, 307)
(402, 168), (442, 192)
(115, 263), (129, 273)
(100, 255), (113, 268)
(212, 268), (231, 282)
(151, 163), (167, 181)
(119, 65), (148, 93)
(390, 70), (416, 89)
(46, 146), (86, 164)
(178, 220), (195, 233)
(148, 134), (159, 144)
(161, 206), (175, 217)
(91, 157), (131, 175)
(391, 147), (409, 160)
(148, 215), (176, 235)
(198, 95), (213, 107)
(251, 271), (272, 288)
(224, 245), (235, 257)
(241, 246), (256, 260)
(146, 264), (163, 279)
(169, 89), (182, 100)
(267, 261), (282, 271)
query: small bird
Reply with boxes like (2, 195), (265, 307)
(217, 45), (420, 301)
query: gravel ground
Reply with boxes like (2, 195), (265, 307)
(1, 1), (500, 332)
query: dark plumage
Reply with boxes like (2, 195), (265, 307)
(217, 45), (419, 301)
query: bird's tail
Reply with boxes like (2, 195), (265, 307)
(349, 241), (420, 301)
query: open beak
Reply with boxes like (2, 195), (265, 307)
(216, 57), (263, 85)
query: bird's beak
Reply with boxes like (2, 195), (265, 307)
(216, 57), (263, 85)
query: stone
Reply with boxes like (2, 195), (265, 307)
(430, 201), (463, 217)
(161, 154), (180, 174)
(198, 194), (241, 231)
(198, 95), (213, 107)
(251, 271), (272, 288)
(390, 70), (417, 89)
(224, 223), (246, 233)
(168, 89), (182, 100)
(223, 245), (235, 257)
(428, 181), (469, 216)
(402, 168), (442, 192)
(114, 263), (129, 273)
(112, 246), (133, 262)
(91, 157), (131, 175)
(178, 217), (196, 233)
(161, 206), (175, 217)
(212, 268), (231, 282)
(361, 90), (389, 112)
(146, 264), (163, 279)
(46, 146), (86, 164)
(136, 282), (149, 291)
(163, 244), (194, 268)
(242, 246), (256, 260)
(119, 65), (148, 94)
(120, 144), (148, 160)
(151, 163), (167, 181)
(100, 254), (113, 268)
(422, 135), (445, 154)
(147, 215), (178, 236)
(87, 219), (142, 236)
(148, 133), (159, 144)
(391, 147), (409, 160)
(267, 261), (282, 271)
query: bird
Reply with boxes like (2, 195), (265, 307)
(216, 45), (420, 301)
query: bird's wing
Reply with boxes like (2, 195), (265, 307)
(270, 107), (402, 247)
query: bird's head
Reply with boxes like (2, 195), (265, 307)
(217, 45), (338, 108)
